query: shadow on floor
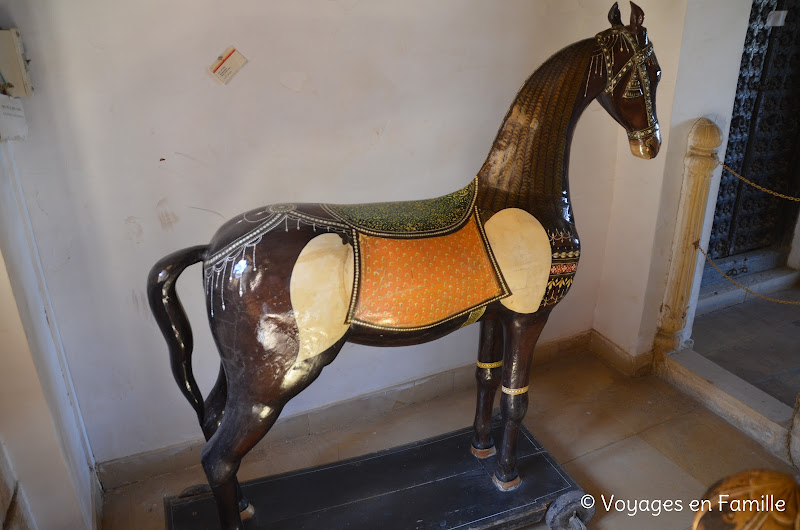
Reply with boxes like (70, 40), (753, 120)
(692, 286), (800, 407)
(103, 351), (794, 530)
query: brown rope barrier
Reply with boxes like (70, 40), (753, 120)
(693, 242), (800, 306)
(718, 161), (800, 202)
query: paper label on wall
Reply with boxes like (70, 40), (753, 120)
(208, 47), (247, 85)
(0, 94), (27, 141)
(766, 10), (787, 27)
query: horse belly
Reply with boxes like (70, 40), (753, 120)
(484, 208), (552, 313)
(289, 233), (355, 362)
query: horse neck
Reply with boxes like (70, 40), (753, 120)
(476, 39), (600, 229)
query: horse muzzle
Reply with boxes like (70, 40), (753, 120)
(628, 125), (661, 159)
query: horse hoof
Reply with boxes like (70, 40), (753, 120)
(493, 474), (522, 492)
(470, 445), (496, 459)
(240, 503), (256, 520)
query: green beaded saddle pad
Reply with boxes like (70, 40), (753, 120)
(322, 179), (476, 237)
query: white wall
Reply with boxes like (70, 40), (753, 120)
(594, 0), (753, 356)
(660, 0), (753, 345)
(0, 246), (84, 529)
(0, 0), (743, 473)
(593, 1), (690, 355)
(3, 0), (624, 465)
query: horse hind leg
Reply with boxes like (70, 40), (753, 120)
(471, 318), (504, 458)
(200, 363), (254, 519)
(494, 310), (550, 491)
(201, 387), (281, 530)
(202, 336), (349, 530)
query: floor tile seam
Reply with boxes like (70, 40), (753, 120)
(283, 389), (474, 442)
(753, 369), (800, 383)
(697, 341), (768, 362)
(695, 304), (754, 320)
(619, 405), (704, 447)
(613, 405), (704, 439)
(102, 396), (694, 497)
(611, 397), (702, 438)
(629, 436), (703, 487)
(716, 332), (771, 350)
(529, 368), (635, 403)
(560, 432), (641, 466)
(691, 341), (748, 358)
(264, 394), (469, 450)
(144, 402), (471, 493)
(532, 383), (699, 420)
(632, 405), (699, 435)
(629, 409), (732, 488)
(694, 316), (770, 333)
(525, 390), (617, 420)
(707, 360), (800, 384)
(737, 310), (796, 327)
(746, 329), (800, 345)
(633, 424), (787, 490)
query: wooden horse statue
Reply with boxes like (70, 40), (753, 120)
(148, 3), (661, 528)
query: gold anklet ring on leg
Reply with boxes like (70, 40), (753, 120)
(477, 361), (503, 369)
(501, 386), (529, 395)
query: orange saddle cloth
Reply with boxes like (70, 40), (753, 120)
(349, 213), (508, 330)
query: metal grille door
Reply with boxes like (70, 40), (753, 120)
(708, 0), (800, 260)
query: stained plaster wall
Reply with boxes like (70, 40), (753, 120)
(0, 0), (731, 473)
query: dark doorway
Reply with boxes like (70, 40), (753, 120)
(704, 0), (800, 284)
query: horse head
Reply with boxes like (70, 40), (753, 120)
(595, 2), (661, 159)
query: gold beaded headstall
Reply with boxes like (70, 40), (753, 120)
(596, 28), (658, 141)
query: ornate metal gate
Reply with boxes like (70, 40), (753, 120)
(708, 0), (800, 262)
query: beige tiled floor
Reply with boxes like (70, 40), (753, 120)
(102, 352), (793, 529)
(693, 286), (800, 406)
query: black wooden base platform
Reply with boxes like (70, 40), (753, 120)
(165, 423), (587, 529)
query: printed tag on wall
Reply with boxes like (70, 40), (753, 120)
(208, 47), (247, 85)
(0, 94), (27, 141)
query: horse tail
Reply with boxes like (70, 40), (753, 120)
(147, 245), (208, 423)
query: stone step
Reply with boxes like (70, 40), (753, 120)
(696, 266), (800, 316)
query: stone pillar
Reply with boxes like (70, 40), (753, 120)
(654, 118), (722, 355)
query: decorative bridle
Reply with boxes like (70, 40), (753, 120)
(596, 27), (658, 141)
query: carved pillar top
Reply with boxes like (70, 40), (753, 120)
(688, 117), (722, 156)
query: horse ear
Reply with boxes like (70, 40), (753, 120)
(608, 2), (623, 26)
(630, 1), (645, 26)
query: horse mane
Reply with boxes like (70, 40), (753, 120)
(476, 38), (597, 231)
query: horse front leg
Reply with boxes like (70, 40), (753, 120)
(494, 309), (550, 490)
(471, 318), (504, 458)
